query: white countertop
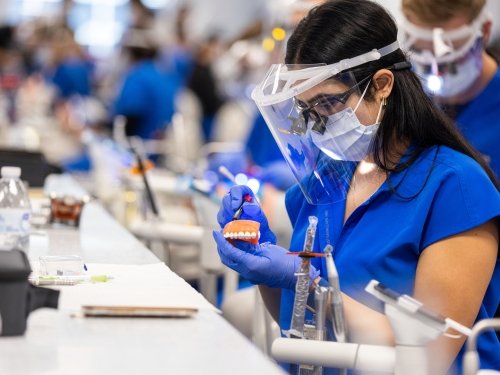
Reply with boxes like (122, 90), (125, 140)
(0, 175), (285, 375)
(1, 308), (283, 375)
(28, 202), (159, 265)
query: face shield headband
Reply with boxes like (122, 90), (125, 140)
(399, 9), (488, 97)
(399, 8), (489, 65)
(250, 41), (401, 205)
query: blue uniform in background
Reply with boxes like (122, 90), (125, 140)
(113, 60), (176, 140)
(49, 58), (94, 99)
(456, 68), (500, 178)
(282, 146), (500, 374)
(246, 114), (284, 166)
(246, 114), (296, 190)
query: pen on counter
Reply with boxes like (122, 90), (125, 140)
(29, 274), (113, 286)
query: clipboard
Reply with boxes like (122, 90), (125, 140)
(82, 305), (198, 318)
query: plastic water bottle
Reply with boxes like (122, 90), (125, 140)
(0, 167), (31, 253)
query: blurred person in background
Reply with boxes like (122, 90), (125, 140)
(40, 25), (100, 172)
(158, 5), (193, 92)
(186, 36), (225, 143)
(0, 25), (25, 125)
(400, 0), (500, 178)
(130, 0), (155, 29)
(43, 25), (94, 103)
(111, 27), (177, 141)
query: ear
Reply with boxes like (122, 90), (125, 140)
(482, 20), (492, 45)
(372, 69), (394, 101)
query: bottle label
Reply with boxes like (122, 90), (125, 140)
(0, 208), (31, 251)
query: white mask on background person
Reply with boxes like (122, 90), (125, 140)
(416, 38), (483, 98)
(399, 8), (488, 99)
(310, 87), (383, 161)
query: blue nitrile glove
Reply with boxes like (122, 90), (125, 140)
(217, 185), (277, 245)
(213, 231), (320, 290)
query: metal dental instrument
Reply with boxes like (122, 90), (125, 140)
(314, 286), (328, 342)
(127, 139), (160, 218)
(324, 245), (347, 375)
(232, 195), (252, 220)
(312, 285), (329, 375)
(288, 216), (318, 339)
(324, 245), (347, 344)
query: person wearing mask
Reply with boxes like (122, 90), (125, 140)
(399, 0), (500, 178)
(213, 1), (499, 374)
(112, 27), (176, 140)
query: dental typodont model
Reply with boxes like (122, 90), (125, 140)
(223, 194), (261, 245)
(223, 219), (261, 245)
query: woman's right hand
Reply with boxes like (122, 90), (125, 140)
(217, 185), (277, 245)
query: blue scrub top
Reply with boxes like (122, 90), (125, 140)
(246, 113), (296, 190)
(282, 146), (500, 374)
(246, 113), (284, 167)
(457, 68), (500, 179)
(49, 58), (94, 99)
(113, 60), (176, 140)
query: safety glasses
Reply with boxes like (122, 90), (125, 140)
(292, 74), (373, 135)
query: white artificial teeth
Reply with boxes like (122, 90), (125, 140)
(244, 232), (251, 238)
(224, 232), (229, 238)
(250, 232), (256, 238)
(238, 231), (244, 238)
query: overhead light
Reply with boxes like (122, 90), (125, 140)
(73, 0), (128, 5)
(141, 0), (175, 9)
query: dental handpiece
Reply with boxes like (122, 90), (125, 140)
(311, 285), (329, 375)
(315, 285), (329, 341)
(324, 245), (348, 343)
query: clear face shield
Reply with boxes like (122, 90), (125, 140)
(399, 9), (487, 98)
(251, 42), (399, 205)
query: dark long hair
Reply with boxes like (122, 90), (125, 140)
(286, 0), (498, 188)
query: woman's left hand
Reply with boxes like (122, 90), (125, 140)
(212, 231), (319, 290)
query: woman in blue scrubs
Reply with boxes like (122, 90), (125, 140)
(112, 28), (176, 140)
(213, 1), (499, 374)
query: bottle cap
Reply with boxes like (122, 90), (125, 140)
(1, 166), (21, 178)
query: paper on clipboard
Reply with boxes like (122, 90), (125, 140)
(56, 263), (219, 314)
